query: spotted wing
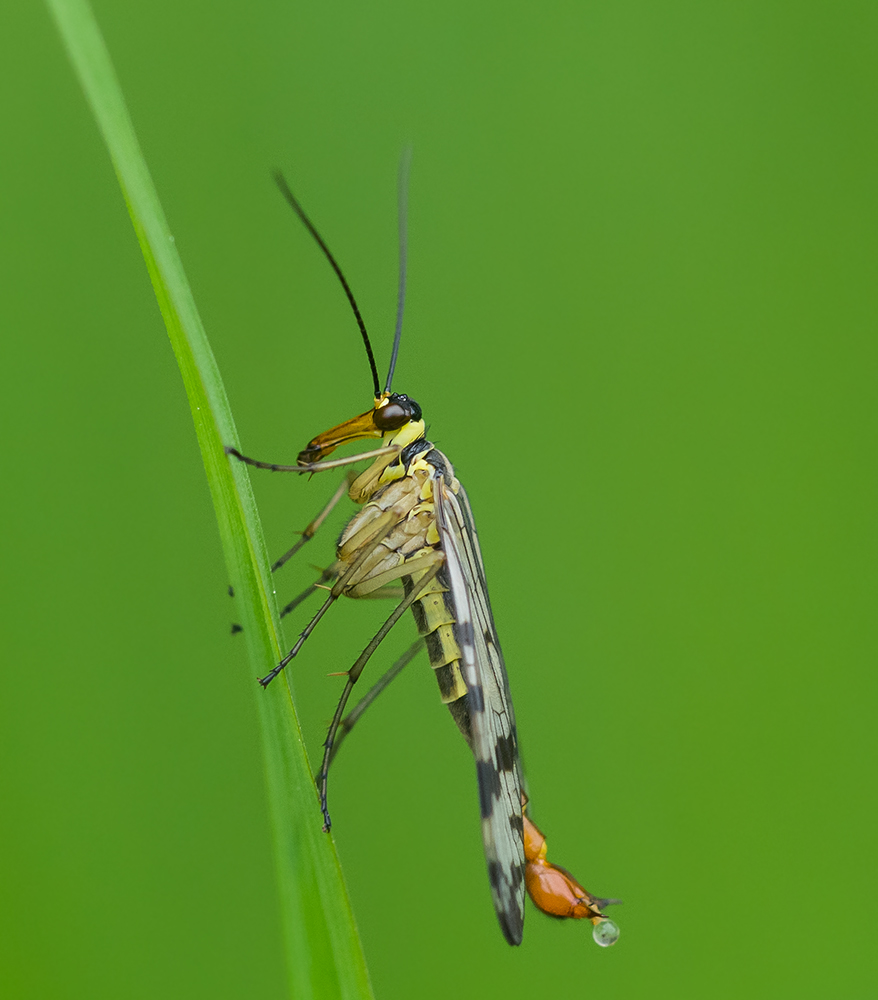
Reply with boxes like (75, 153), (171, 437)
(432, 468), (526, 945)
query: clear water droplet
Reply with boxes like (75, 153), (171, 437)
(592, 919), (620, 947)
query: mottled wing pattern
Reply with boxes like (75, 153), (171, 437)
(432, 467), (526, 945)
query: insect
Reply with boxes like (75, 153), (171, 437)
(227, 159), (620, 947)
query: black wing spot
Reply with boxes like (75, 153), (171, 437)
(495, 892), (524, 946)
(468, 684), (485, 714)
(495, 733), (517, 773)
(476, 759), (501, 819)
(509, 812), (524, 837)
(487, 859), (503, 889)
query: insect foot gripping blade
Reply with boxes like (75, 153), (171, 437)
(523, 813), (622, 947)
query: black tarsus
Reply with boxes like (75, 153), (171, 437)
(273, 171), (381, 398)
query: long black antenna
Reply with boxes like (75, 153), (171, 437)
(384, 148), (412, 393)
(273, 170), (381, 398)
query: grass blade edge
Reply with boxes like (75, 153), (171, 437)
(44, 2), (373, 996)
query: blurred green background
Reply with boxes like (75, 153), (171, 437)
(2, 1), (876, 997)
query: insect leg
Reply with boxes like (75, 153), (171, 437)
(354, 585), (405, 601)
(258, 510), (400, 687)
(316, 556), (443, 830)
(327, 638), (424, 766)
(271, 471), (356, 573)
(225, 444), (399, 474)
(232, 568), (337, 633)
(278, 568), (400, 624)
(278, 567), (335, 620)
(230, 476), (352, 633)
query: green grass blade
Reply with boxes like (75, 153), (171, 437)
(45, 2), (373, 997)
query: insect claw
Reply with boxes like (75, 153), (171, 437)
(258, 667), (281, 687)
(317, 784), (332, 833)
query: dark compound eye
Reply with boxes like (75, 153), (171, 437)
(401, 395), (423, 422)
(374, 393), (422, 430)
